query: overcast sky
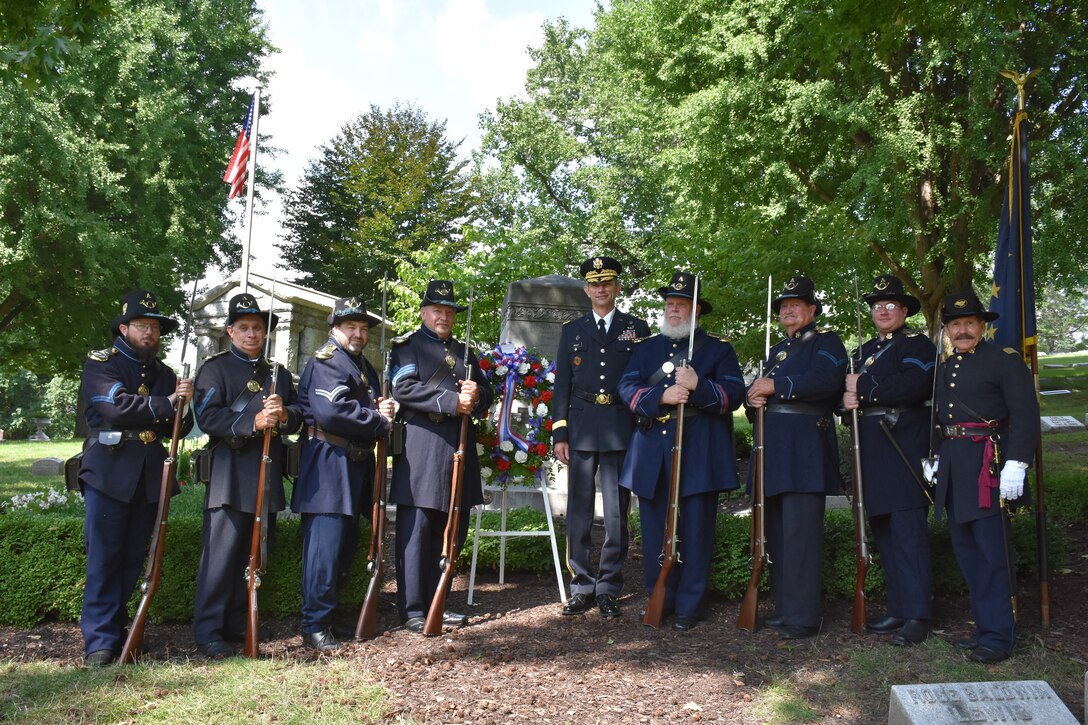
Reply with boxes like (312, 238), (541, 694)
(233, 0), (600, 279)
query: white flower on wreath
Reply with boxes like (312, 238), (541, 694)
(480, 467), (493, 480)
(535, 403), (548, 417)
(496, 365), (508, 376)
(540, 357), (549, 367)
(518, 362), (530, 375)
(514, 450), (528, 464)
(500, 440), (514, 452)
(476, 443), (484, 455)
(545, 371), (555, 383)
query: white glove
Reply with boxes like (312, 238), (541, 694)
(999, 461), (1027, 500)
(921, 457), (939, 485)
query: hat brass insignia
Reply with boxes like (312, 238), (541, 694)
(140, 293), (155, 309)
(346, 297), (359, 309)
(593, 257), (603, 269)
(247, 380), (261, 393)
(954, 298), (967, 309)
(670, 281), (685, 291)
(875, 277), (889, 291)
(784, 278), (798, 290)
(137, 384), (149, 395)
(437, 284), (451, 296)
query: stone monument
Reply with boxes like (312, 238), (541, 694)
(888, 680), (1077, 724)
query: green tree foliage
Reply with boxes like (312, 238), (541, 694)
(0, 0), (274, 375)
(1036, 283), (1088, 353)
(0, 0), (112, 86)
(281, 104), (476, 300)
(479, 2), (1088, 360)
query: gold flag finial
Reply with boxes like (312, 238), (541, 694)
(999, 68), (1041, 111)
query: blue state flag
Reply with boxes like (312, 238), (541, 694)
(987, 109), (1036, 359)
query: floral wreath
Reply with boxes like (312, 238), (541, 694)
(476, 343), (555, 488)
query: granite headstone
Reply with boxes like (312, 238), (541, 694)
(31, 457), (63, 476)
(1040, 415), (1086, 433)
(888, 680), (1077, 724)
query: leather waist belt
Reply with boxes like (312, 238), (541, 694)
(859, 404), (927, 417)
(219, 432), (273, 450)
(637, 407), (700, 428)
(88, 428), (158, 445)
(573, 387), (620, 406)
(941, 424), (1007, 439)
(765, 402), (831, 416)
(309, 425), (352, 449)
(309, 425), (374, 462)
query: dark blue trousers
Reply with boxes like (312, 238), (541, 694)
(566, 449), (631, 597)
(870, 507), (932, 620)
(300, 512), (358, 633)
(395, 504), (470, 621)
(948, 497), (1016, 653)
(766, 492), (825, 628)
(637, 490), (719, 618)
(81, 484), (156, 655)
(192, 506), (277, 645)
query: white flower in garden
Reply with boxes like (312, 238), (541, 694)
(518, 362), (530, 375)
(500, 440), (514, 452)
(545, 372), (555, 383)
(514, 450), (528, 464)
(536, 403), (548, 417)
(480, 467), (493, 480)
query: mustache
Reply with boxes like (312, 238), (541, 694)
(954, 334), (975, 340)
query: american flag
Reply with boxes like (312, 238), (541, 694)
(223, 98), (254, 199)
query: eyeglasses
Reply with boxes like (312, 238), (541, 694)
(870, 302), (900, 312)
(127, 322), (162, 334)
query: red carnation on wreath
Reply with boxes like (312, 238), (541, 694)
(497, 458), (511, 471)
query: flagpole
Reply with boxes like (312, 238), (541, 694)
(239, 87), (262, 294)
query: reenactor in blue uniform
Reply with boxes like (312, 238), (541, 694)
(932, 290), (1039, 663)
(553, 256), (650, 618)
(842, 275), (936, 645)
(389, 280), (494, 633)
(191, 293), (303, 658)
(618, 272), (745, 631)
(293, 297), (395, 651)
(77, 289), (193, 666)
(746, 275), (847, 639)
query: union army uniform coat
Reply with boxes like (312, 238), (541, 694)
(553, 309), (650, 598)
(618, 329), (745, 617)
(78, 335), (193, 656)
(934, 340), (1039, 654)
(850, 326), (936, 621)
(747, 321), (847, 629)
(191, 344), (302, 647)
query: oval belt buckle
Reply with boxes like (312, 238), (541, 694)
(138, 430), (157, 444)
(595, 393), (610, 405)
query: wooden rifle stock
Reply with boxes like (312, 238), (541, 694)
(119, 364), (190, 663)
(849, 405), (870, 633)
(356, 375), (391, 640)
(642, 409), (684, 629)
(423, 413), (470, 636)
(736, 405), (766, 632)
(244, 368), (277, 658)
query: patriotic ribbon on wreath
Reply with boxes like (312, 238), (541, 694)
(496, 351), (531, 453)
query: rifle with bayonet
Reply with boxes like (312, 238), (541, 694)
(423, 293), (473, 637)
(737, 275), (772, 632)
(119, 278), (199, 664)
(356, 275), (391, 640)
(848, 274), (871, 634)
(244, 273), (279, 658)
(643, 276), (700, 629)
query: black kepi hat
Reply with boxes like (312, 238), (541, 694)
(111, 289), (179, 337)
(772, 275), (823, 317)
(861, 274), (921, 317)
(419, 280), (467, 312)
(940, 290), (998, 323)
(327, 296), (378, 327)
(657, 271), (713, 316)
(579, 256), (622, 284)
(227, 292), (279, 331)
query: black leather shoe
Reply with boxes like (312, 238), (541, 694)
(953, 637), (979, 650)
(84, 649), (117, 667)
(778, 625), (818, 640)
(199, 640), (236, 659)
(764, 614), (786, 628)
(562, 592), (596, 615)
(302, 628), (340, 651)
(442, 611), (468, 627)
(672, 615), (698, 631)
(597, 594), (621, 618)
(967, 644), (1009, 664)
(865, 616), (906, 634)
(891, 619), (929, 646)
(404, 616), (426, 633)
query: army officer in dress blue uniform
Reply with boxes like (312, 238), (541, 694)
(933, 290), (1039, 664)
(389, 281), (494, 633)
(553, 256), (650, 618)
(842, 275), (936, 645)
(293, 296), (395, 651)
(78, 290), (193, 666)
(746, 275), (847, 639)
(618, 272), (745, 631)
(191, 293), (302, 658)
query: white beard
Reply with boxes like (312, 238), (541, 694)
(660, 318), (696, 340)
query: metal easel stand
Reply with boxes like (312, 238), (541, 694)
(467, 472), (566, 605)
